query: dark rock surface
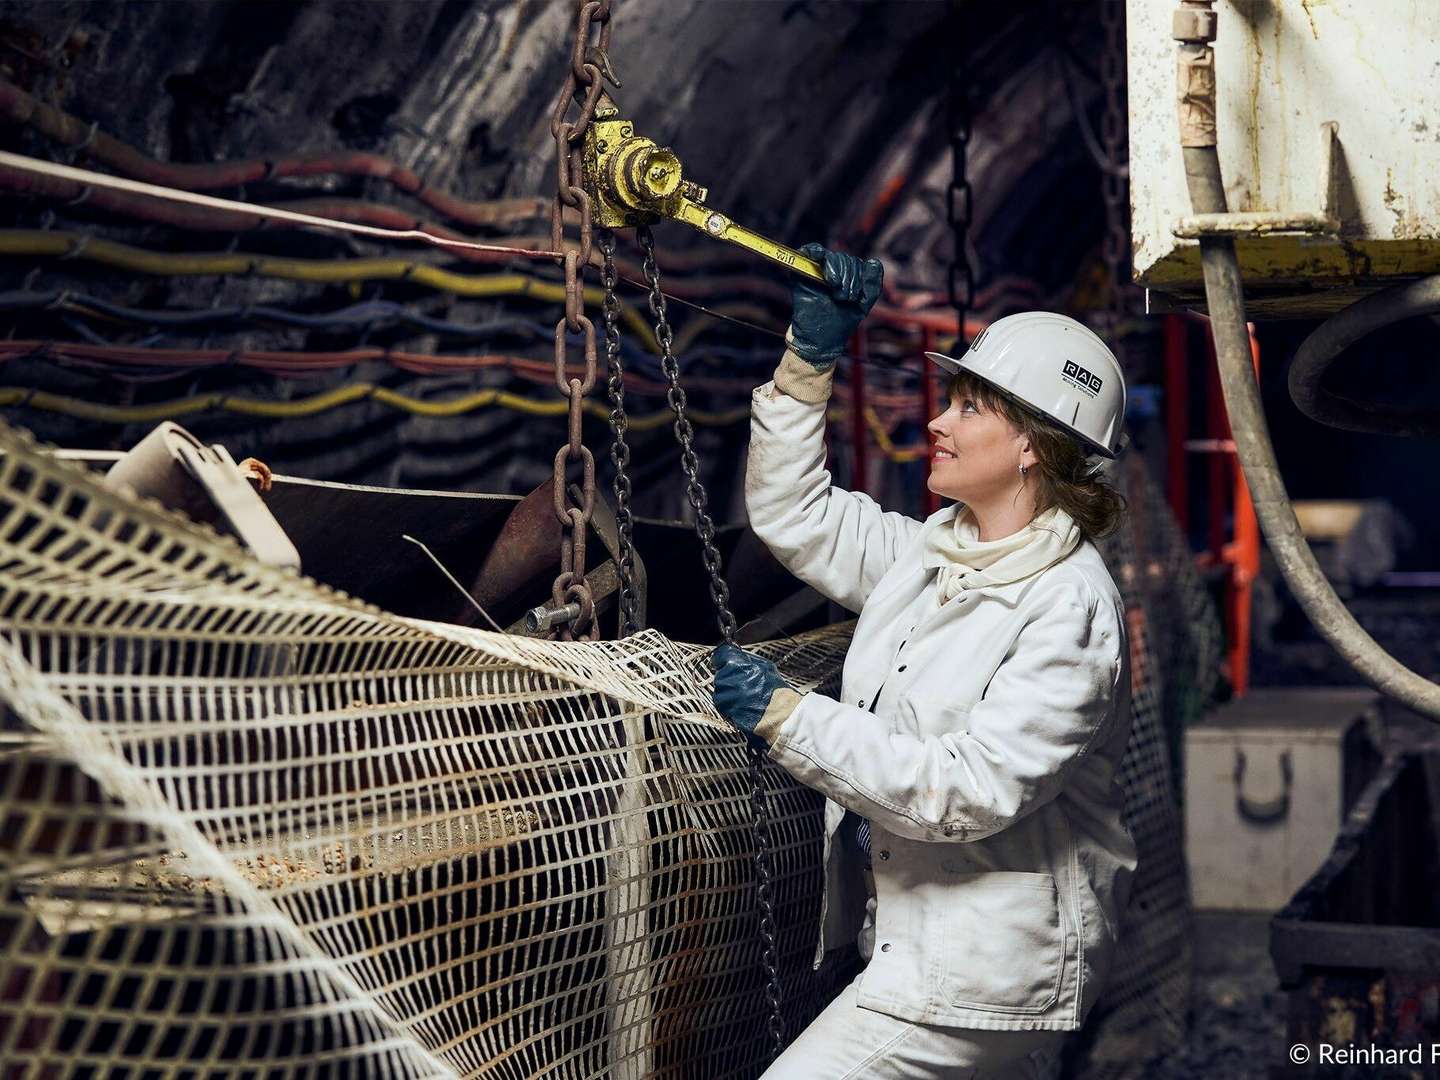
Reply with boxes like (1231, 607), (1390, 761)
(1147, 911), (1290, 1080)
(0, 0), (1117, 506)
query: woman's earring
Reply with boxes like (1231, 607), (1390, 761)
(1018, 463), (1028, 478)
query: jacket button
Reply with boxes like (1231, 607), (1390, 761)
(880, 942), (892, 952)
(858, 699), (866, 709)
(878, 849), (890, 860)
(897, 665), (907, 672)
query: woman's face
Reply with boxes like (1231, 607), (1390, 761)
(926, 392), (1029, 503)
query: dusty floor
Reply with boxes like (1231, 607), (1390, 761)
(1146, 910), (1290, 1079)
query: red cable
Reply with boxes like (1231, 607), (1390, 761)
(0, 79), (544, 231)
(0, 340), (789, 397)
(0, 164), (553, 266)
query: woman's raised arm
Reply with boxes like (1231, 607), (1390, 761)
(746, 357), (921, 612)
(743, 246), (913, 611)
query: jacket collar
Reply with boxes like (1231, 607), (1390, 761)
(913, 506), (1066, 609)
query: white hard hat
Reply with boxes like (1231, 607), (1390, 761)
(925, 311), (1127, 458)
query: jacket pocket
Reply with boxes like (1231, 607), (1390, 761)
(894, 694), (972, 739)
(940, 871), (1063, 1014)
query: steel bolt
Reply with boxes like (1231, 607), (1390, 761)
(526, 602), (582, 634)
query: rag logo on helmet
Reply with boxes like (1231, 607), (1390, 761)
(1061, 359), (1103, 398)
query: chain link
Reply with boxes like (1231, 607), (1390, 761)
(637, 223), (786, 1059)
(547, 0), (613, 640)
(637, 227), (739, 645)
(1099, 0), (1132, 337)
(549, 6), (785, 1056)
(946, 0), (975, 347)
(599, 229), (642, 636)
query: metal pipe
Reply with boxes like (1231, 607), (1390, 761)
(1163, 315), (1189, 531)
(1225, 328), (1263, 696)
(1173, 1), (1440, 718)
(1204, 323), (1228, 560)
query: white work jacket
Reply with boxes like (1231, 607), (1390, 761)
(745, 378), (1137, 1032)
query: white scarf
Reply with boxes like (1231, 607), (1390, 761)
(921, 505), (1082, 603)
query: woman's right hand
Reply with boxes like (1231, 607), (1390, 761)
(788, 243), (885, 372)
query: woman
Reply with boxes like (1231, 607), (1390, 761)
(711, 246), (1137, 1079)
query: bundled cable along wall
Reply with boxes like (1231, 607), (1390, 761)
(0, 230), (662, 350)
(0, 76), (548, 230)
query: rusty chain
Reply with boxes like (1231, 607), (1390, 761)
(1099, 0), (1131, 336)
(546, 0), (613, 640)
(946, 0), (975, 348)
(548, 2), (785, 1058)
(638, 223), (787, 1060)
(599, 228), (641, 636)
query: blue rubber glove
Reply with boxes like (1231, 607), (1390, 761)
(712, 642), (790, 751)
(788, 243), (886, 370)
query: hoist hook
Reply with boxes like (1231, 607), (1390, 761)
(583, 45), (622, 90)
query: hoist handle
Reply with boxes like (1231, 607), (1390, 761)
(672, 196), (825, 282)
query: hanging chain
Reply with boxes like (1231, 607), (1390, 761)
(599, 229), (642, 636)
(946, 0), (975, 349)
(546, 0), (613, 641)
(637, 226), (738, 644)
(1099, 0), (1132, 338)
(637, 223), (786, 1059)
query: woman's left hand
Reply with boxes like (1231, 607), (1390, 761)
(711, 643), (793, 751)
(789, 244), (885, 371)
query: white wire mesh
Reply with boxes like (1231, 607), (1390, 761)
(0, 415), (1208, 1078)
(0, 419), (859, 1078)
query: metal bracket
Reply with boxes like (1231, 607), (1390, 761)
(510, 485), (645, 638)
(575, 481), (647, 633)
(1233, 748), (1294, 826)
(1174, 122), (1342, 239)
(103, 421), (300, 569)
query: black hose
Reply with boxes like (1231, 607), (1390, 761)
(1288, 275), (1440, 438)
(1179, 146), (1440, 716)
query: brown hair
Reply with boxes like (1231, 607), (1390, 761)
(944, 370), (1127, 540)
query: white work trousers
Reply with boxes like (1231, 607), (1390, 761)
(761, 978), (1065, 1080)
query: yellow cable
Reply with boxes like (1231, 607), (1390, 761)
(819, 405), (928, 464)
(0, 387), (922, 461)
(669, 301), (785, 356)
(0, 384), (753, 430)
(0, 230), (659, 351)
(862, 405), (928, 463)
